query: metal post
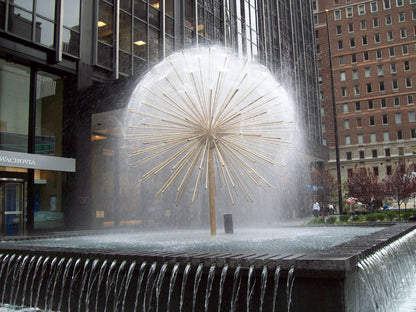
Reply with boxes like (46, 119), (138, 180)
(325, 10), (343, 214)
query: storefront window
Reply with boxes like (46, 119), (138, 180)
(0, 60), (30, 153)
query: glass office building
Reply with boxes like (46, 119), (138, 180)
(0, 0), (323, 234)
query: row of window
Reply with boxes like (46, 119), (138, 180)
(337, 60), (412, 83)
(345, 146), (412, 164)
(339, 77), (413, 98)
(345, 128), (416, 145)
(339, 96), (415, 114)
(333, 0), (410, 21)
(343, 111), (416, 130)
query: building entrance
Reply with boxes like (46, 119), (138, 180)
(0, 178), (26, 236)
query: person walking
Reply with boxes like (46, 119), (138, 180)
(312, 202), (320, 217)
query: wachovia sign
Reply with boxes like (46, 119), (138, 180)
(0, 151), (75, 172)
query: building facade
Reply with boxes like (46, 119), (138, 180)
(315, 0), (416, 182)
(0, 0), (322, 235)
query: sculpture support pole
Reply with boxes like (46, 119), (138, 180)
(209, 146), (216, 236)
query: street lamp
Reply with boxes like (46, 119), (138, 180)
(325, 9), (343, 213)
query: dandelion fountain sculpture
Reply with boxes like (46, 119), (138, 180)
(126, 47), (294, 235)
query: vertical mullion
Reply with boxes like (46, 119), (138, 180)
(54, 0), (63, 63)
(32, 0), (38, 42)
(114, 0), (120, 79)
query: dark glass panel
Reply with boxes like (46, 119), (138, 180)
(36, 0), (55, 20)
(98, 1), (113, 45)
(13, 0), (33, 12)
(166, 16), (173, 36)
(119, 51), (132, 75)
(97, 42), (113, 68)
(35, 17), (54, 48)
(134, 0), (146, 21)
(185, 0), (194, 28)
(62, 27), (80, 57)
(63, 0), (80, 29)
(0, 59), (30, 153)
(133, 19), (147, 58)
(184, 27), (194, 48)
(149, 6), (159, 28)
(133, 57), (147, 75)
(8, 5), (32, 40)
(148, 27), (159, 64)
(0, 1), (6, 30)
(165, 36), (174, 56)
(149, 0), (160, 10)
(121, 0), (132, 11)
(120, 12), (132, 52)
(165, 0), (173, 16)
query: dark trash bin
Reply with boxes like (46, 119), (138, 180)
(224, 213), (233, 234)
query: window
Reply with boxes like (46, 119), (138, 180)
(350, 38), (356, 48)
(385, 148), (391, 156)
(346, 7), (353, 18)
(343, 103), (349, 112)
(340, 71), (346, 81)
(387, 31), (394, 41)
(389, 47), (395, 57)
(362, 35), (368, 45)
(401, 28), (407, 38)
(386, 166), (392, 175)
(372, 150), (378, 158)
(413, 10), (416, 20)
(370, 116), (375, 125)
(342, 87), (347, 97)
(410, 112), (416, 122)
(367, 83), (373, 93)
(393, 80), (399, 90)
(359, 150), (365, 158)
(346, 135), (351, 145)
(371, 133), (377, 143)
(371, 1), (378, 12)
(407, 77), (412, 87)
(354, 85), (360, 95)
(408, 95), (414, 105)
(399, 147), (405, 156)
(382, 98), (387, 108)
(403, 45), (409, 55)
(398, 130), (403, 140)
(412, 129), (416, 138)
(346, 151), (352, 160)
(404, 60), (410, 71)
(351, 54), (357, 63)
(399, 12), (405, 22)
(391, 63), (397, 74)
(380, 81), (385, 91)
(378, 65), (384, 76)
(383, 114), (388, 124)
(376, 49), (382, 59)
(360, 20), (367, 30)
(373, 18), (379, 28)
(386, 15), (392, 25)
(356, 101), (361, 111)
(384, 132), (390, 141)
(338, 40), (343, 49)
(368, 100), (374, 109)
(358, 135), (364, 144)
(349, 23), (354, 32)
(318, 75), (323, 83)
(375, 33), (381, 43)
(364, 51), (369, 61)
(358, 4), (366, 15)
(352, 70), (358, 80)
(384, 0), (391, 10)
(397, 0), (404, 6)
(365, 68), (371, 77)
(336, 25), (342, 35)
(357, 117), (362, 127)
(394, 97), (400, 106)
(314, 15), (318, 25)
(334, 10), (341, 20)
(339, 56), (345, 65)
(396, 113), (402, 123)
(344, 119), (350, 129)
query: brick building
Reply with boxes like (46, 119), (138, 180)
(314, 0), (416, 181)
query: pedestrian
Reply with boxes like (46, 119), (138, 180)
(312, 202), (320, 217)
(328, 203), (335, 215)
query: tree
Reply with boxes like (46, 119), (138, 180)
(383, 159), (416, 219)
(344, 167), (383, 206)
(311, 167), (337, 212)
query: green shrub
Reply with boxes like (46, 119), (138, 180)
(308, 217), (325, 225)
(352, 215), (361, 222)
(366, 214), (378, 222)
(376, 212), (385, 221)
(404, 211), (415, 221)
(326, 216), (337, 224)
(385, 210), (397, 221)
(339, 214), (350, 223)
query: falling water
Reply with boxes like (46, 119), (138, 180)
(166, 262), (179, 312)
(272, 266), (281, 312)
(34, 256), (50, 309)
(286, 266), (295, 312)
(133, 261), (147, 312)
(246, 265), (255, 312)
(85, 259), (100, 312)
(68, 258), (82, 311)
(121, 261), (136, 312)
(77, 258), (91, 312)
(204, 263), (216, 312)
(192, 263), (204, 312)
(155, 262), (167, 312)
(20, 255), (37, 308)
(217, 263), (229, 312)
(179, 262), (191, 312)
(30, 256), (44, 308)
(259, 265), (268, 312)
(230, 264), (242, 312)
(58, 258), (74, 311)
(143, 261), (157, 311)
